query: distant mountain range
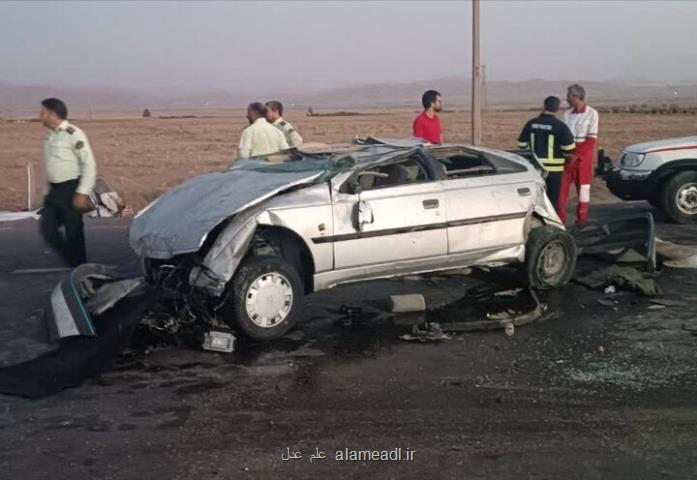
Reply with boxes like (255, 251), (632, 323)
(2, 77), (696, 115)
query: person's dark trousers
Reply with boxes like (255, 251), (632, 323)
(40, 179), (87, 267)
(545, 171), (563, 213)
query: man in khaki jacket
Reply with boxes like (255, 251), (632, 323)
(265, 100), (303, 148)
(238, 102), (288, 159)
(39, 97), (96, 267)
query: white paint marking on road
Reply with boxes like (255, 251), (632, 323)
(12, 267), (71, 274)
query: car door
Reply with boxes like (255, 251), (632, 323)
(431, 147), (535, 255)
(330, 152), (448, 270)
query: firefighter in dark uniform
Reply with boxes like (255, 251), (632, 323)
(39, 98), (97, 267)
(517, 96), (576, 211)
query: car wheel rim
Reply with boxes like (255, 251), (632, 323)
(676, 183), (697, 215)
(538, 241), (567, 283)
(245, 272), (293, 328)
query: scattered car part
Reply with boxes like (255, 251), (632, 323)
(46, 264), (144, 341)
(390, 294), (426, 313)
(399, 322), (450, 342)
(84, 278), (144, 315)
(202, 329), (236, 353)
(0, 295), (149, 398)
(656, 238), (697, 269)
(575, 265), (662, 297)
(571, 209), (656, 272)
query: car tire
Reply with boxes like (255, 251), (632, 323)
(225, 255), (304, 341)
(524, 226), (577, 289)
(660, 171), (697, 224)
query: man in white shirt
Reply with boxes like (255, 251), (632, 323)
(238, 102), (289, 160)
(558, 84), (599, 225)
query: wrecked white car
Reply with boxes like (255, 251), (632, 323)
(129, 139), (576, 340)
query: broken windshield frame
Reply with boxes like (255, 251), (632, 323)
(227, 148), (397, 181)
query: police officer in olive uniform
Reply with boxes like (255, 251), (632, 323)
(517, 96), (576, 210)
(39, 98), (97, 267)
(265, 100), (303, 148)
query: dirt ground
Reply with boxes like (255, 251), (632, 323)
(2, 109), (696, 211)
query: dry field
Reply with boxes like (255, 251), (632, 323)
(1, 109), (696, 211)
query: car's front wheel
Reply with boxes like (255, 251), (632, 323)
(661, 171), (697, 224)
(225, 255), (304, 341)
(524, 226), (577, 289)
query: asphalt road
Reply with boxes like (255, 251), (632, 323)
(1, 208), (697, 480)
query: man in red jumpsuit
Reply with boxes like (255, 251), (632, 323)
(558, 84), (599, 225)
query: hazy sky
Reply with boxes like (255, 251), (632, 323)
(1, 0), (695, 92)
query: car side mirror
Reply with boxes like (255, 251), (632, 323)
(350, 183), (363, 195)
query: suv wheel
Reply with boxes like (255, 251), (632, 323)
(661, 171), (697, 224)
(225, 255), (304, 341)
(524, 226), (577, 289)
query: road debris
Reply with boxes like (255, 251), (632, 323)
(46, 263), (143, 340)
(597, 297), (618, 308)
(571, 211), (656, 271)
(575, 265), (662, 296)
(390, 294), (426, 313)
(422, 285), (548, 333)
(647, 304), (667, 310)
(656, 238), (697, 269)
(400, 322), (450, 342)
(202, 329), (236, 353)
(649, 298), (688, 307)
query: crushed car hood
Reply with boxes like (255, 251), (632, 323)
(129, 169), (323, 258)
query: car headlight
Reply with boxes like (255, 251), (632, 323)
(620, 151), (646, 167)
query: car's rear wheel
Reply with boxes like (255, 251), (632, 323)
(524, 226), (577, 289)
(225, 255), (304, 341)
(661, 171), (697, 224)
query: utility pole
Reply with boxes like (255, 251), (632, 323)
(482, 64), (487, 110)
(471, 0), (482, 145)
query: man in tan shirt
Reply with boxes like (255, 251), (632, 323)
(265, 100), (303, 148)
(39, 98), (97, 266)
(238, 102), (289, 160)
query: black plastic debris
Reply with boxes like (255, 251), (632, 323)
(46, 263), (143, 341)
(0, 295), (150, 398)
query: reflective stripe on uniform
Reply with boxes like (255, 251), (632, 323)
(560, 143), (575, 151)
(547, 134), (555, 162)
(543, 157), (565, 173)
(518, 141), (529, 148)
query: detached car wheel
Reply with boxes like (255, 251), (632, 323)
(524, 226), (577, 289)
(661, 171), (697, 224)
(226, 255), (304, 341)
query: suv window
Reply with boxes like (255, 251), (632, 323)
(355, 155), (429, 191)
